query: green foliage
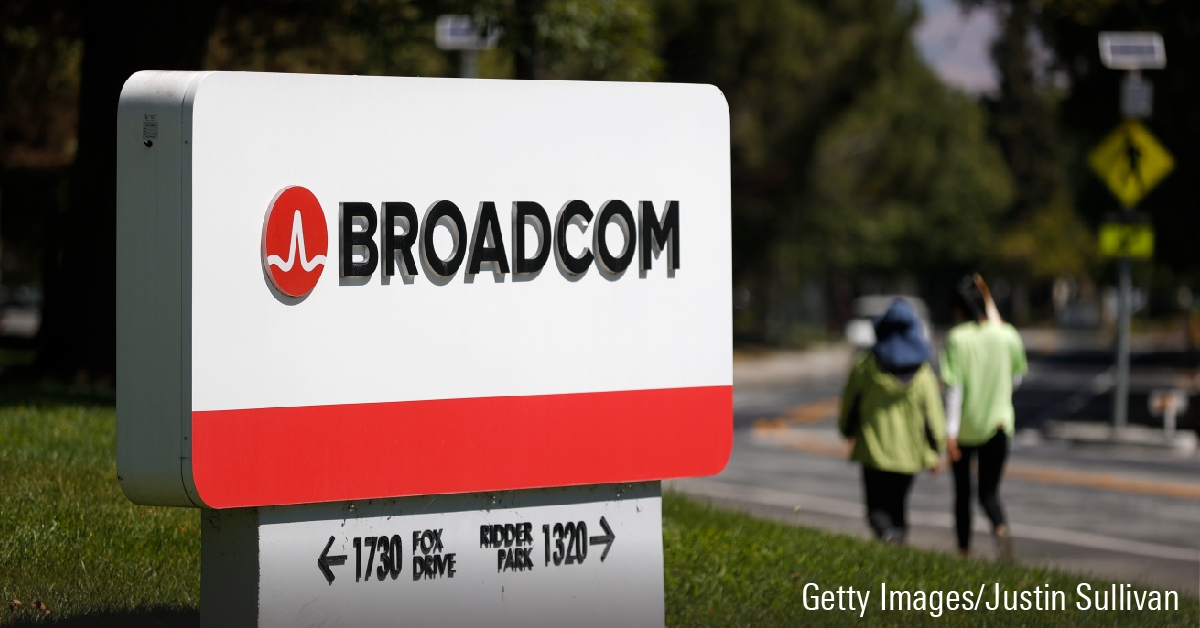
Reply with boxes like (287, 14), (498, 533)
(449, 0), (663, 80)
(0, 1), (81, 168)
(1038, 0), (1200, 285)
(204, 0), (660, 81)
(808, 50), (1013, 273)
(664, 492), (1198, 627)
(657, 0), (1014, 288)
(996, 193), (1097, 279)
(977, 0), (1063, 220)
(537, 0), (661, 80)
(204, 0), (450, 77)
(0, 401), (199, 623)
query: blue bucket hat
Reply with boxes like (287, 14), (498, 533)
(872, 299), (930, 370)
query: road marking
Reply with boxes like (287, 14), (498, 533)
(1003, 465), (1200, 501)
(670, 478), (1199, 562)
(750, 397), (841, 430)
(781, 397), (840, 423)
(752, 428), (852, 458)
(753, 399), (1200, 502)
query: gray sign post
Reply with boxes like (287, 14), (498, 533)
(1097, 32), (1165, 431)
(435, 15), (501, 78)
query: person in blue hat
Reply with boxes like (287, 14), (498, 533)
(839, 298), (947, 545)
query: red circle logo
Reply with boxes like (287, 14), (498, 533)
(262, 186), (329, 298)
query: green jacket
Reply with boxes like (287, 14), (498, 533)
(838, 353), (946, 474)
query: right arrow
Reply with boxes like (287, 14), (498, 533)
(317, 536), (347, 584)
(589, 516), (616, 561)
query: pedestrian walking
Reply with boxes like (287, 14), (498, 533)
(941, 276), (1028, 560)
(839, 298), (946, 545)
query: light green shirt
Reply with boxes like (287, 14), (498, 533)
(838, 353), (946, 474)
(939, 322), (1027, 446)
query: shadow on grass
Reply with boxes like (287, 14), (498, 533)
(0, 337), (115, 407)
(7, 609), (197, 627)
(0, 378), (114, 408)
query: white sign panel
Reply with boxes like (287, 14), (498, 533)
(116, 71), (732, 509)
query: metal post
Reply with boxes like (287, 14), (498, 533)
(459, 50), (479, 78)
(1163, 401), (1176, 440)
(1113, 256), (1131, 430)
(1097, 31), (1166, 436)
(436, 15), (498, 78)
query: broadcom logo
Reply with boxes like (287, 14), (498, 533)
(261, 186), (329, 298)
(262, 186), (681, 300)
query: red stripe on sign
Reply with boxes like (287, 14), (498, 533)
(191, 386), (732, 508)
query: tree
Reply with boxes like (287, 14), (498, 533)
(656, 0), (1014, 338)
(442, 0), (660, 80)
(37, 1), (217, 384)
(657, 0), (914, 322)
(8, 0), (662, 383)
(203, 0), (447, 77)
(961, 0), (1061, 219)
(0, 1), (81, 301)
(806, 50), (1012, 276)
(0, 1), (80, 170)
(535, 0), (659, 80)
(956, 0), (1100, 323)
(1038, 0), (1200, 287)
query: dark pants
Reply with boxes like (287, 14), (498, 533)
(861, 467), (915, 541)
(952, 430), (1009, 550)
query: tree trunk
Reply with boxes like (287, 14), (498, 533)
(36, 0), (215, 384)
(512, 0), (543, 80)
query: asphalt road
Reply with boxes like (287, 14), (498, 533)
(672, 345), (1200, 593)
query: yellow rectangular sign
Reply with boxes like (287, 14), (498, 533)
(1099, 222), (1153, 258)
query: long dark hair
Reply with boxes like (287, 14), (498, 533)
(954, 276), (985, 321)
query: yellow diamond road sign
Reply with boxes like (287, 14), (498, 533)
(1088, 120), (1174, 208)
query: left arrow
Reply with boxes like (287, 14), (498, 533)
(318, 536), (347, 584)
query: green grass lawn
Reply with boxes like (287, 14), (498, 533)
(0, 387), (198, 626)
(664, 496), (1198, 627)
(1, 393), (1196, 626)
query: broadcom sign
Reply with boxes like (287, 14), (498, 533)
(263, 185), (679, 297)
(117, 71), (731, 509)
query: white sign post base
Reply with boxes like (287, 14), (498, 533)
(200, 482), (664, 627)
